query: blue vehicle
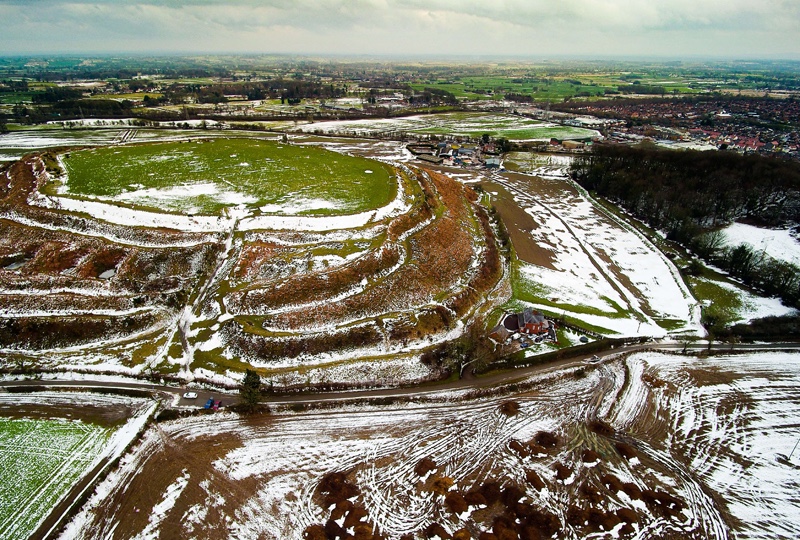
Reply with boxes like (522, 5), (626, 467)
(204, 397), (215, 409)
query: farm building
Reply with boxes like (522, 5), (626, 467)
(488, 324), (511, 344)
(562, 140), (585, 150)
(502, 308), (557, 341)
(485, 156), (501, 168)
(417, 154), (444, 165)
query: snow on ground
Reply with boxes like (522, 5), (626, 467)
(494, 170), (703, 337)
(0, 210), (220, 248)
(616, 351), (800, 540)
(292, 113), (599, 141)
(239, 173), (409, 232)
(132, 470), (190, 540)
(692, 276), (797, 323)
(57, 350), (795, 539)
(111, 182), (258, 211)
(722, 222), (800, 266)
(259, 197), (339, 214)
(29, 192), (232, 233)
(0, 391), (156, 540)
(46, 119), (139, 128)
(27, 141), (409, 234)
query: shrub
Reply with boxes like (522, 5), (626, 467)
(615, 441), (638, 460)
(445, 491), (468, 514)
(318, 472), (359, 506)
(429, 475), (455, 496)
(581, 449), (600, 463)
(424, 523), (451, 539)
(414, 457), (437, 477)
(532, 431), (559, 448)
(499, 400), (520, 416)
(524, 470), (545, 491)
(553, 463), (572, 481)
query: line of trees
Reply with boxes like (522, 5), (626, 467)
(693, 230), (800, 306)
(571, 145), (800, 307)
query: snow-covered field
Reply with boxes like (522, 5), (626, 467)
(488, 169), (703, 337)
(722, 222), (800, 266)
(294, 112), (599, 141)
(56, 350), (800, 539)
(691, 275), (798, 323)
(609, 351), (800, 540)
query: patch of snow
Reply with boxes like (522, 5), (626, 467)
(722, 223), (800, 266)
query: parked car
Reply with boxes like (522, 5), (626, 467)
(182, 391), (198, 399)
(585, 355), (601, 364)
(213, 400), (222, 411)
(204, 397), (215, 409)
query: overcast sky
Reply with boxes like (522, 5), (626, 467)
(1, 0), (798, 58)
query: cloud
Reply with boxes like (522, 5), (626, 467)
(0, 0), (798, 57)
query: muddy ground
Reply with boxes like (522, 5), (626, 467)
(53, 351), (800, 540)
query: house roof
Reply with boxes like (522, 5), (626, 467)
(488, 325), (511, 341)
(520, 307), (546, 326)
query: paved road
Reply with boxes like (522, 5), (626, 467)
(3, 341), (799, 409)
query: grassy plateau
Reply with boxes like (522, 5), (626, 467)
(59, 138), (396, 215)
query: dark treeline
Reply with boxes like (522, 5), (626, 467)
(31, 87), (83, 103)
(0, 79), (28, 92)
(572, 145), (800, 235)
(504, 93), (534, 103)
(410, 88), (457, 106)
(617, 82), (667, 95)
(53, 99), (133, 117)
(10, 99), (134, 122)
(571, 145), (800, 307)
(155, 79), (347, 105)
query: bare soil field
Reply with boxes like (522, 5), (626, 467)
(481, 180), (556, 269)
(56, 350), (800, 540)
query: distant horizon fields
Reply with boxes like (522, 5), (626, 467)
(1, 53), (800, 62)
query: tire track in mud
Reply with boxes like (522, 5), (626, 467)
(290, 401), (559, 537)
(597, 357), (730, 540)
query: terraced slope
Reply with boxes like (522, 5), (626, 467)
(0, 142), (504, 386)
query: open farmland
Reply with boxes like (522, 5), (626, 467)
(0, 418), (109, 539)
(295, 112), (599, 141)
(453, 155), (703, 338)
(0, 391), (155, 540)
(56, 350), (800, 540)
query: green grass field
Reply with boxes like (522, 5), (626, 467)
(0, 418), (110, 539)
(60, 138), (396, 215)
(407, 113), (597, 140)
(301, 112), (597, 141)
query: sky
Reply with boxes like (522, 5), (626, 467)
(1, 0), (799, 59)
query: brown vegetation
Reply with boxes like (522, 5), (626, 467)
(499, 400), (520, 416)
(414, 457), (438, 477)
(615, 441), (638, 460)
(532, 431), (559, 449)
(581, 449), (600, 463)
